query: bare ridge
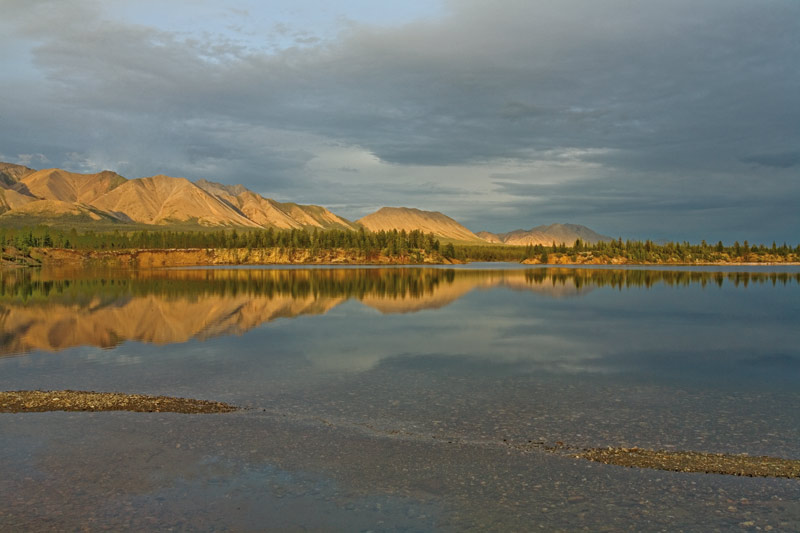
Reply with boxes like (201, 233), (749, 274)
(20, 168), (127, 204)
(0, 188), (38, 214)
(475, 231), (504, 243)
(91, 175), (260, 227)
(195, 179), (358, 231)
(0, 163), (37, 187)
(357, 207), (483, 242)
(275, 202), (359, 231)
(483, 223), (612, 245)
(0, 199), (122, 223)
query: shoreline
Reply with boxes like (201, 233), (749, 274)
(2, 247), (799, 269)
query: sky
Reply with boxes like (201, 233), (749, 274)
(1, 0), (798, 242)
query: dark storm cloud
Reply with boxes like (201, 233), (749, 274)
(485, 173), (800, 242)
(1, 0), (798, 241)
(742, 152), (800, 169)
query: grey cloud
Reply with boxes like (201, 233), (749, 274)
(15, 153), (50, 167)
(287, 177), (482, 221)
(294, 35), (321, 45)
(1, 1), (798, 241)
(485, 172), (800, 242)
(18, 0), (797, 167)
(499, 102), (550, 120)
(742, 152), (800, 169)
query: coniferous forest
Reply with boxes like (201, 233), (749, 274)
(1, 225), (799, 265)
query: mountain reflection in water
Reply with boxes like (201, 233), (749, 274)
(2, 266), (798, 356)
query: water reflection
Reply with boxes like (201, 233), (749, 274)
(2, 266), (800, 531)
(2, 266), (799, 356)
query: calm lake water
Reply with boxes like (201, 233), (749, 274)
(1, 265), (799, 531)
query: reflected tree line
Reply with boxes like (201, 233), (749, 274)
(0, 268), (454, 305)
(2, 267), (797, 306)
(524, 269), (800, 289)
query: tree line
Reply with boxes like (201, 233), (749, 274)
(0, 226), (457, 259)
(446, 238), (800, 263)
(1, 225), (798, 263)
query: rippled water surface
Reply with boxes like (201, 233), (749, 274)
(1, 265), (799, 531)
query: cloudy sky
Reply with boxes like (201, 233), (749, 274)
(1, 0), (798, 242)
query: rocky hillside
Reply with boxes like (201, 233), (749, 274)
(195, 179), (358, 231)
(0, 162), (355, 230)
(0, 163), (36, 186)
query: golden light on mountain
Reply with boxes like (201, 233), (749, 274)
(0, 162), (610, 242)
(479, 224), (611, 246)
(357, 207), (483, 242)
(0, 163), (356, 231)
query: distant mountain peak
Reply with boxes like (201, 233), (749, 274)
(0, 162), (37, 187)
(195, 179), (250, 197)
(357, 206), (483, 242)
(480, 223), (611, 245)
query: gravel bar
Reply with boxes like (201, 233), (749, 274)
(0, 390), (238, 414)
(576, 446), (800, 479)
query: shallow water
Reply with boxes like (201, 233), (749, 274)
(1, 265), (799, 531)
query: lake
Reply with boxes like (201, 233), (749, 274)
(1, 265), (799, 531)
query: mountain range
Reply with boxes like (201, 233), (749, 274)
(0, 162), (610, 245)
(0, 162), (357, 231)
